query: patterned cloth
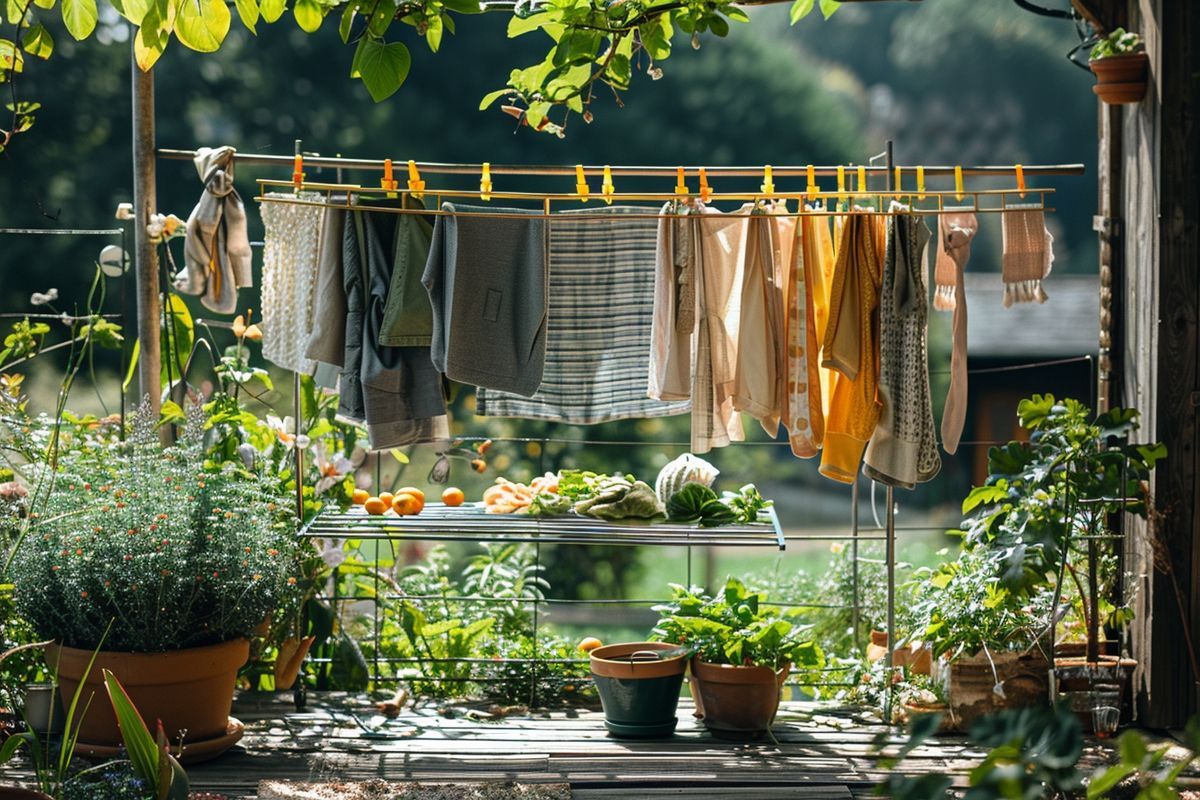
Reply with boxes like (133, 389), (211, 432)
(784, 213), (835, 459)
(477, 206), (690, 424)
(261, 192), (323, 373)
(863, 210), (939, 488)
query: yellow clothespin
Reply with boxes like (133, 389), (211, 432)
(761, 165), (775, 197)
(601, 166), (614, 205)
(407, 160), (425, 199)
(857, 165), (867, 196)
(954, 165), (964, 201)
(836, 165), (846, 210)
(916, 166), (926, 200)
(381, 159), (399, 196)
(806, 164), (818, 198)
(675, 167), (689, 200)
(291, 153), (305, 192)
(575, 164), (590, 203)
(698, 168), (712, 203)
(480, 162), (492, 201)
(893, 166), (902, 194)
(1015, 163), (1026, 199)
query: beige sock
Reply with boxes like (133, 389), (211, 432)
(936, 213), (977, 455)
(1001, 207), (1054, 307)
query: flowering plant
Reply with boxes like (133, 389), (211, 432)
(9, 405), (300, 653)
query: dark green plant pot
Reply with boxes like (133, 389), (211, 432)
(590, 642), (686, 739)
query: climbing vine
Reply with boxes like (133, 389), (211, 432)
(0, 0), (840, 149)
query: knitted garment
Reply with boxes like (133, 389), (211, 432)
(819, 213), (886, 483)
(784, 213), (835, 459)
(261, 192), (323, 373)
(863, 211), (939, 488)
(177, 146), (253, 314)
(932, 213), (978, 455)
(1001, 207), (1054, 306)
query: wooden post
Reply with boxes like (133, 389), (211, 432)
(131, 47), (161, 417)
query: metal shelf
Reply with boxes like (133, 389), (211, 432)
(302, 503), (787, 550)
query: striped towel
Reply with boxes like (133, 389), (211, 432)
(476, 206), (691, 424)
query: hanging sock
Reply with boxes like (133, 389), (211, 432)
(934, 212), (978, 455)
(1001, 207), (1054, 307)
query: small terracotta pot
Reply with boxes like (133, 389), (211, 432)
(46, 638), (249, 752)
(689, 657), (789, 737)
(1090, 53), (1148, 104)
(866, 631), (931, 675)
(274, 636), (315, 691)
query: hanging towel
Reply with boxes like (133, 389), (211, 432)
(306, 204), (349, 380)
(344, 199), (449, 448)
(379, 207), (436, 347)
(863, 210), (939, 488)
(260, 193), (323, 373)
(176, 146), (253, 314)
(933, 212), (978, 455)
(733, 208), (793, 437)
(423, 203), (549, 397)
(819, 213), (886, 483)
(648, 201), (695, 403)
(478, 206), (690, 424)
(1001, 207), (1054, 306)
(690, 206), (748, 454)
(784, 212), (834, 459)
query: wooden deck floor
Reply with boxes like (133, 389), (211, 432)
(174, 693), (1125, 798)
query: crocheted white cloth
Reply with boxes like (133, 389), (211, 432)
(261, 193), (324, 373)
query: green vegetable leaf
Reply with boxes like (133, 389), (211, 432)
(352, 38), (411, 102)
(174, 0), (232, 53)
(60, 0), (96, 39)
(666, 482), (718, 522)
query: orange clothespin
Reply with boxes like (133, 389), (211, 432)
(954, 165), (964, 201)
(857, 165), (867, 196)
(601, 166), (614, 205)
(698, 168), (712, 203)
(1015, 163), (1026, 199)
(761, 165), (775, 197)
(407, 160), (425, 199)
(291, 153), (305, 191)
(381, 159), (399, 195)
(575, 164), (590, 203)
(675, 167), (689, 200)
(480, 162), (492, 201)
(916, 166), (926, 200)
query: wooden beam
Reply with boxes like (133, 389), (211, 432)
(131, 51), (161, 421)
(1071, 0), (1119, 32)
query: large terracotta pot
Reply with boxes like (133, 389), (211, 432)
(46, 638), (248, 751)
(689, 657), (789, 737)
(1089, 53), (1148, 104)
(943, 649), (1050, 731)
(590, 642), (686, 739)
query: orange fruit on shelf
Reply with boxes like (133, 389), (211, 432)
(379, 492), (395, 507)
(442, 487), (465, 507)
(578, 636), (603, 653)
(363, 497), (388, 515)
(351, 488), (369, 505)
(392, 492), (422, 516)
(397, 487), (425, 504)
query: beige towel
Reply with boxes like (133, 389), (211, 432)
(1001, 208), (1054, 307)
(177, 146), (253, 314)
(933, 213), (978, 455)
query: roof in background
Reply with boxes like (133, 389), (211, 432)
(963, 273), (1099, 358)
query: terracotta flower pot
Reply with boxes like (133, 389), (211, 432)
(590, 642), (686, 739)
(273, 635), (315, 691)
(689, 657), (789, 737)
(943, 649), (1050, 731)
(1089, 53), (1148, 104)
(866, 631), (932, 675)
(46, 638), (249, 754)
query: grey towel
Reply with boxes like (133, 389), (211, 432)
(423, 203), (548, 397)
(176, 146), (253, 314)
(305, 204), (349, 369)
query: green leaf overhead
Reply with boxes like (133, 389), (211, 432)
(234, 0), (260, 33)
(293, 0), (323, 33)
(353, 38), (412, 102)
(21, 23), (54, 59)
(259, 0), (284, 23)
(60, 0), (97, 39)
(175, 0), (232, 52)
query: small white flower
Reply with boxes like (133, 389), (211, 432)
(115, 202), (134, 221)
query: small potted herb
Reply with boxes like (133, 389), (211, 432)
(653, 578), (822, 738)
(1089, 27), (1148, 104)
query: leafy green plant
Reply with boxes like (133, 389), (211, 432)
(1090, 27), (1142, 60)
(720, 484), (772, 524)
(665, 483), (734, 527)
(1087, 716), (1200, 799)
(653, 577), (823, 670)
(395, 599), (495, 697)
(481, 633), (593, 708)
(103, 669), (189, 800)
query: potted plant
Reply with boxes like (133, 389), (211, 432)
(653, 578), (823, 738)
(8, 406), (300, 757)
(909, 548), (1055, 731)
(956, 395), (1162, 730)
(589, 641), (687, 739)
(1089, 27), (1148, 104)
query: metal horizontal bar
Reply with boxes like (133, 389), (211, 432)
(0, 228), (124, 236)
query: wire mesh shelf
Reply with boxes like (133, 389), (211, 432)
(302, 503), (788, 549)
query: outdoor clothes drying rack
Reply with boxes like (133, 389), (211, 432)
(151, 141), (1086, 718)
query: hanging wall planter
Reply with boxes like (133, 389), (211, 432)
(1089, 28), (1148, 105)
(590, 642), (687, 739)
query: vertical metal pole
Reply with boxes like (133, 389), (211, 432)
(883, 139), (897, 724)
(850, 480), (860, 651)
(131, 44), (161, 418)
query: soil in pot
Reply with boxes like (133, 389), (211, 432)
(689, 657), (789, 739)
(944, 649), (1050, 732)
(1090, 53), (1149, 103)
(590, 642), (686, 739)
(46, 638), (249, 758)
